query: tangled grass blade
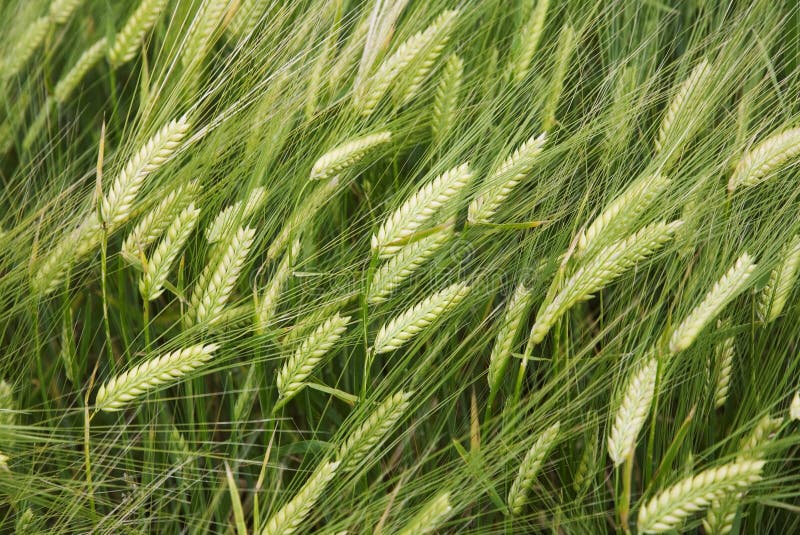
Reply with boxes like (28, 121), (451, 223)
(607, 356), (658, 466)
(728, 128), (800, 191)
(507, 421), (561, 515)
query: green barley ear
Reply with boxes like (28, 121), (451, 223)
(309, 131), (392, 181)
(487, 283), (532, 397)
(356, 9), (459, 117)
(261, 460), (340, 535)
(654, 58), (712, 155)
(49, 0), (84, 24)
(182, 0), (230, 67)
(530, 220), (682, 345)
(508, 0), (549, 83)
(468, 132), (547, 224)
(372, 163), (471, 258)
(669, 253), (756, 354)
(256, 238), (300, 333)
(101, 116), (191, 230)
(637, 460), (764, 534)
(507, 421), (561, 515)
(792, 393), (800, 421)
(275, 313), (350, 408)
(607, 356), (658, 466)
(397, 491), (453, 535)
(712, 320), (735, 409)
(368, 228), (452, 304)
(188, 226), (256, 326)
(139, 203), (200, 301)
(373, 282), (470, 354)
(337, 390), (412, 472)
(95, 344), (219, 411)
(541, 24), (576, 132)
(226, 0), (269, 38)
(576, 174), (671, 256)
(0, 380), (16, 427)
(2, 15), (51, 79)
(206, 186), (268, 243)
(54, 38), (108, 104)
(121, 180), (199, 266)
(108, 0), (169, 67)
(431, 54), (463, 144)
(728, 128), (800, 191)
(758, 234), (800, 324)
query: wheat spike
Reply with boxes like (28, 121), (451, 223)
(712, 320), (735, 409)
(0, 380), (16, 428)
(276, 313), (350, 406)
(728, 128), (800, 191)
(654, 58), (712, 154)
(183, 0), (230, 66)
(49, 0), (84, 24)
(792, 392), (800, 421)
(468, 133), (546, 224)
(758, 234), (800, 323)
(541, 24), (576, 132)
(256, 239), (300, 333)
(206, 186), (267, 243)
(607, 356), (658, 466)
(310, 131), (392, 181)
(337, 390), (412, 472)
(189, 226), (256, 326)
(507, 421), (561, 515)
(397, 491), (453, 535)
(121, 180), (198, 266)
(373, 282), (470, 354)
(139, 203), (200, 301)
(101, 116), (191, 230)
(2, 15), (51, 79)
(261, 460), (340, 535)
(108, 0), (169, 66)
(372, 163), (471, 258)
(637, 459), (764, 534)
(227, 0), (270, 37)
(53, 38), (109, 104)
(509, 0), (550, 83)
(577, 174), (671, 255)
(95, 344), (219, 411)
(574, 417), (599, 494)
(357, 10), (459, 117)
(530, 220), (682, 345)
(669, 253), (756, 354)
(487, 283), (532, 394)
(431, 54), (463, 144)
(368, 228), (452, 304)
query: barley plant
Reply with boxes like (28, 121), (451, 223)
(2, 1), (800, 533)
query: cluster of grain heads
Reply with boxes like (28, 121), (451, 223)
(372, 282), (470, 354)
(507, 421), (561, 515)
(712, 320), (735, 409)
(541, 24), (576, 132)
(576, 174), (671, 255)
(275, 313), (350, 409)
(508, 0), (550, 83)
(372, 163), (471, 258)
(188, 226), (256, 326)
(758, 234), (800, 323)
(669, 253), (756, 354)
(529, 220), (682, 345)
(256, 238), (300, 333)
(397, 491), (453, 535)
(54, 38), (109, 104)
(431, 54), (463, 144)
(108, 0), (169, 67)
(139, 203), (200, 301)
(337, 390), (412, 472)
(728, 128), (800, 191)
(356, 9), (459, 117)
(487, 283), (532, 400)
(94, 344), (218, 411)
(309, 131), (391, 181)
(1, 14), (50, 80)
(468, 132), (547, 225)
(654, 58), (712, 156)
(49, 0), (84, 24)
(261, 460), (340, 535)
(607, 356), (658, 466)
(206, 186), (267, 243)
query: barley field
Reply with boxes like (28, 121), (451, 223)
(1, 0), (800, 533)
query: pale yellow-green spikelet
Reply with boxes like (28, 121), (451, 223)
(337, 390), (412, 472)
(758, 234), (800, 324)
(712, 320), (735, 409)
(139, 203), (200, 301)
(541, 23), (576, 132)
(487, 283), (532, 395)
(577, 174), (671, 255)
(372, 163), (471, 258)
(637, 459), (764, 534)
(396, 491), (453, 535)
(507, 421), (561, 515)
(54, 38), (109, 104)
(0, 380), (17, 428)
(2, 15), (51, 79)
(508, 0), (549, 83)
(49, 0), (84, 24)
(206, 186), (268, 243)
(792, 392), (800, 421)
(431, 54), (463, 144)
(108, 0), (169, 67)
(226, 0), (270, 38)
(669, 253), (756, 354)
(276, 313), (349, 407)
(728, 127), (800, 191)
(95, 344), (219, 411)
(654, 58), (712, 155)
(310, 131), (391, 181)
(530, 220), (682, 345)
(183, 0), (230, 67)
(256, 238), (300, 333)
(261, 460), (340, 535)
(373, 282), (470, 354)
(607, 355), (658, 466)
(468, 132), (546, 224)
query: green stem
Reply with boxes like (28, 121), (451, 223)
(619, 451), (633, 534)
